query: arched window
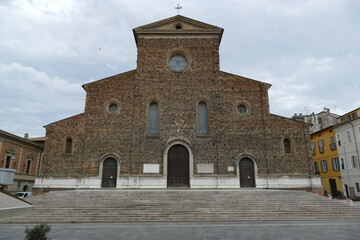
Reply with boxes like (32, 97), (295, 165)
(284, 138), (291, 154)
(198, 102), (208, 135)
(149, 102), (159, 135)
(65, 138), (73, 154)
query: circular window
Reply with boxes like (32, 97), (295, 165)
(108, 103), (118, 113)
(237, 105), (247, 114)
(169, 55), (188, 72)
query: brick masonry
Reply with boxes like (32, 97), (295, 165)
(40, 16), (314, 186)
(0, 130), (43, 192)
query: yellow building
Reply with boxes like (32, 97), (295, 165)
(311, 125), (343, 196)
(338, 107), (360, 123)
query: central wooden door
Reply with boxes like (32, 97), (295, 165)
(239, 158), (255, 187)
(167, 145), (190, 187)
(101, 157), (117, 188)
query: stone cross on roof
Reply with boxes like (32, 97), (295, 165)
(175, 4), (182, 15)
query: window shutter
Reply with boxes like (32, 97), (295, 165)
(332, 158), (339, 171)
(321, 160), (328, 172)
(314, 162), (319, 174)
(312, 142), (316, 155)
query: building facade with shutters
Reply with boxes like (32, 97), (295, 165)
(310, 126), (343, 196)
(292, 109), (339, 134)
(34, 15), (320, 191)
(334, 112), (360, 198)
(337, 107), (360, 124)
(0, 130), (43, 193)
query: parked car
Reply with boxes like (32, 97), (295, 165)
(15, 192), (32, 199)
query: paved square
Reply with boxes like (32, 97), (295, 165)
(1, 221), (359, 240)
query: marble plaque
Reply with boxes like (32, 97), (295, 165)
(228, 166), (234, 172)
(143, 164), (160, 173)
(197, 163), (214, 174)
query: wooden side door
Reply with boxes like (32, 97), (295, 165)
(329, 179), (337, 196)
(240, 158), (255, 187)
(101, 158), (117, 188)
(167, 145), (190, 187)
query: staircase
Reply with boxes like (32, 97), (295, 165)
(3, 189), (360, 223)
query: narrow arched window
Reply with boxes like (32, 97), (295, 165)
(149, 102), (159, 135)
(65, 138), (73, 154)
(284, 138), (291, 154)
(198, 102), (208, 135)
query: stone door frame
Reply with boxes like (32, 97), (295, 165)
(163, 140), (194, 184)
(99, 154), (121, 187)
(236, 154), (258, 188)
(167, 144), (190, 187)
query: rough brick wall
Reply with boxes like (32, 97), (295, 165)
(40, 34), (313, 178)
(42, 113), (85, 175)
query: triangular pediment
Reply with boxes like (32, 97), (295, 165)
(133, 15), (223, 46)
(135, 15), (222, 31)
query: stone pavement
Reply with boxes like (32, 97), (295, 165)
(1, 221), (360, 240)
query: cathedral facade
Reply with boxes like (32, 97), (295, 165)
(35, 16), (321, 190)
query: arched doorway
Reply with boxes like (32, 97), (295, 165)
(167, 144), (189, 187)
(101, 157), (117, 188)
(239, 158), (255, 187)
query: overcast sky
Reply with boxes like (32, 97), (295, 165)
(1, 0), (360, 137)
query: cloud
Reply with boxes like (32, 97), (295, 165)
(0, 0), (360, 136)
(0, 63), (85, 137)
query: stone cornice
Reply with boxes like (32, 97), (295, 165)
(0, 130), (44, 150)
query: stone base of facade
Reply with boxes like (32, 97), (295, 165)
(6, 173), (36, 194)
(33, 174), (321, 190)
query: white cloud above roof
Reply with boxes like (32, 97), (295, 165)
(0, 0), (360, 137)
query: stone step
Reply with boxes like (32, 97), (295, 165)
(29, 205), (355, 210)
(7, 216), (360, 224)
(27, 214), (357, 218)
(3, 189), (360, 223)
(30, 207), (358, 211)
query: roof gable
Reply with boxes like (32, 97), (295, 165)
(220, 71), (272, 89)
(135, 15), (221, 30)
(133, 15), (223, 46)
(82, 69), (136, 91)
